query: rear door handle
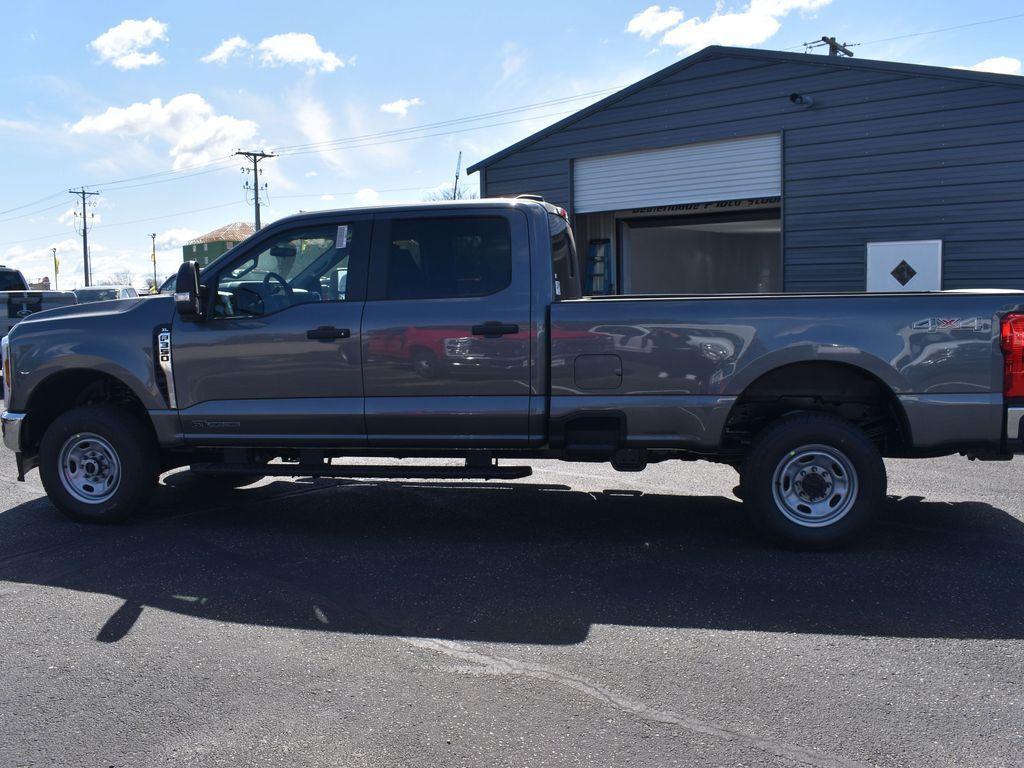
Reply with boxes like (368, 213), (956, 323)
(306, 326), (351, 340)
(472, 321), (519, 338)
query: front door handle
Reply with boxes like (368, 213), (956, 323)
(471, 321), (519, 338)
(307, 326), (351, 340)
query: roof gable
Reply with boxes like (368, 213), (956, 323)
(467, 45), (1024, 174)
(186, 221), (255, 245)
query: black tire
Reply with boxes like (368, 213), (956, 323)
(188, 467), (264, 488)
(739, 413), (886, 549)
(39, 404), (159, 524)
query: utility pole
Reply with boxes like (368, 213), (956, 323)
(68, 187), (99, 286)
(149, 233), (158, 292)
(453, 151), (462, 200)
(51, 247), (58, 291)
(236, 150), (276, 230)
(820, 36), (854, 57)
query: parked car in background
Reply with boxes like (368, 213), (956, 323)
(5, 199), (1024, 549)
(0, 265), (77, 341)
(73, 285), (139, 304)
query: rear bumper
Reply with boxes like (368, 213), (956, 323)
(1, 410), (24, 452)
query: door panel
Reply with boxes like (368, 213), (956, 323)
(361, 210), (532, 445)
(171, 217), (370, 445)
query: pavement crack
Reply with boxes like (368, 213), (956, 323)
(405, 637), (870, 768)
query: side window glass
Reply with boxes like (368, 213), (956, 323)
(383, 217), (511, 300)
(213, 224), (354, 318)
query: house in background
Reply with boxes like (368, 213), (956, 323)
(469, 46), (1024, 296)
(182, 222), (255, 267)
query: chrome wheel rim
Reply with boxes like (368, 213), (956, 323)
(58, 433), (122, 504)
(771, 444), (858, 528)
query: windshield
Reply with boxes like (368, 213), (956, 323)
(75, 288), (120, 303)
(548, 213), (581, 300)
(0, 271), (28, 291)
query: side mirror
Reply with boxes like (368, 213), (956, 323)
(174, 261), (204, 321)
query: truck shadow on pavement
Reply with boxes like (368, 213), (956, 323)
(2, 472), (1023, 645)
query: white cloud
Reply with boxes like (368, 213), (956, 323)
(380, 97), (422, 118)
(70, 93), (259, 169)
(201, 36), (250, 64)
(626, 6), (684, 38)
(293, 96), (348, 173)
(256, 33), (344, 72)
(355, 188), (380, 204)
(305, 170), (319, 177)
(3, 238), (98, 288)
(501, 42), (527, 80)
(628, 0), (832, 54)
(964, 56), (1022, 76)
(155, 228), (200, 249)
(90, 18), (167, 70)
(320, 194), (335, 201)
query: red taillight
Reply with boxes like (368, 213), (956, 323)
(1001, 313), (1024, 397)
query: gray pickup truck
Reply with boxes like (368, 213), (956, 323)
(0, 265), (77, 340)
(3, 199), (1024, 547)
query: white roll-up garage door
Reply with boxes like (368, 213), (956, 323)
(573, 134), (781, 214)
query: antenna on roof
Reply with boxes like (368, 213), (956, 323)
(802, 36), (855, 57)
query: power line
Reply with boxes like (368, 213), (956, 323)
(0, 86), (625, 218)
(0, 190), (67, 218)
(857, 12), (1024, 47)
(270, 86), (623, 155)
(784, 11), (1024, 52)
(274, 107), (581, 161)
(0, 199), (74, 225)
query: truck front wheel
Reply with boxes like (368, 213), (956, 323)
(39, 404), (159, 523)
(739, 413), (886, 548)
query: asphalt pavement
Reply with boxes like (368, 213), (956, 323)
(0, 437), (1022, 767)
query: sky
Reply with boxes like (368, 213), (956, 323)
(0, 0), (1021, 289)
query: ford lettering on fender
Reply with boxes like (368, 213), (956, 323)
(3, 199), (1024, 548)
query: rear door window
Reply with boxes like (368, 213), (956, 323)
(373, 216), (512, 300)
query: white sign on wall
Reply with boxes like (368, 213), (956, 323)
(866, 240), (943, 292)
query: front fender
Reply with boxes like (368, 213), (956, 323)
(7, 297), (175, 412)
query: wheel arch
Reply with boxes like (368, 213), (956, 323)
(723, 360), (912, 455)
(22, 368), (155, 454)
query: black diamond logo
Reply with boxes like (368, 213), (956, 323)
(891, 260), (917, 286)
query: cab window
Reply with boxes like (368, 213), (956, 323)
(377, 217), (512, 300)
(213, 224), (357, 318)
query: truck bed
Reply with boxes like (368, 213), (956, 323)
(549, 290), (1024, 453)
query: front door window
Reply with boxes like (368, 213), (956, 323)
(214, 224), (354, 318)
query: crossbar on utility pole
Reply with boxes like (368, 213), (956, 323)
(821, 36), (854, 57)
(69, 187), (99, 286)
(236, 150), (276, 230)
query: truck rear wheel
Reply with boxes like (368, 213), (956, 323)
(739, 413), (885, 548)
(39, 404), (158, 524)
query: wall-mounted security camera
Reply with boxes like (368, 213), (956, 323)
(789, 93), (815, 108)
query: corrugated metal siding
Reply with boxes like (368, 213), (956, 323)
(573, 135), (780, 213)
(478, 52), (1024, 292)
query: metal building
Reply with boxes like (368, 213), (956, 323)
(468, 46), (1024, 295)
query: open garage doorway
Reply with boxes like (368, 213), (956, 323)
(619, 211), (781, 295)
